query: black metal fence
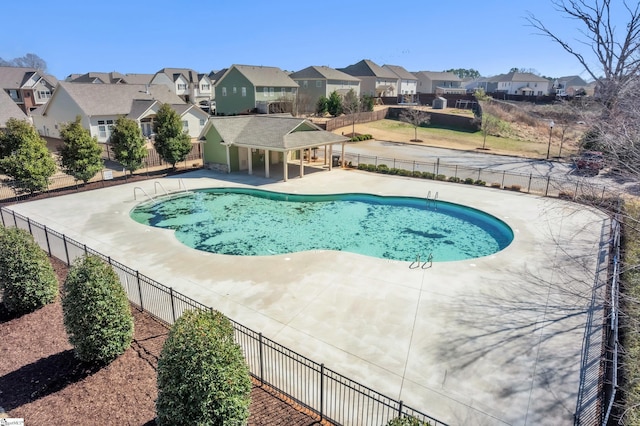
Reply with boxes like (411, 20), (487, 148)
(0, 207), (448, 426)
(342, 152), (619, 203)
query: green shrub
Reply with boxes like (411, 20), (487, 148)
(386, 416), (431, 426)
(397, 169), (411, 176)
(389, 168), (400, 175)
(62, 255), (133, 364)
(377, 164), (389, 173)
(474, 179), (486, 186)
(366, 164), (377, 172)
(156, 309), (251, 426)
(435, 174), (447, 181)
(448, 176), (461, 183)
(412, 171), (422, 178)
(0, 227), (58, 315)
(357, 163), (368, 170)
(464, 177), (475, 184)
(421, 172), (435, 179)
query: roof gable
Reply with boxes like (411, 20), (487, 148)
(339, 59), (397, 79)
(382, 65), (417, 80)
(414, 71), (461, 82)
(0, 89), (28, 125)
(225, 64), (299, 88)
(289, 66), (360, 82)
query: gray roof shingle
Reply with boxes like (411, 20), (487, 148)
(289, 66), (360, 82)
(227, 65), (299, 88)
(208, 116), (347, 150)
(338, 60), (397, 79)
(382, 65), (417, 80)
(0, 89), (28, 125)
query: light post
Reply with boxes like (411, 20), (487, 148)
(546, 120), (555, 160)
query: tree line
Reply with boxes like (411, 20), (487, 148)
(0, 104), (193, 194)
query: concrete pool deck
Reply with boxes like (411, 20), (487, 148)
(7, 168), (608, 425)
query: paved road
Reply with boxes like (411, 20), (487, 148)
(327, 140), (637, 194)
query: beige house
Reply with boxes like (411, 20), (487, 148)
(338, 59), (398, 98)
(289, 66), (361, 113)
(32, 82), (208, 156)
(150, 68), (214, 107)
(414, 71), (466, 94)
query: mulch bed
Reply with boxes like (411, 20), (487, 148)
(0, 256), (322, 425)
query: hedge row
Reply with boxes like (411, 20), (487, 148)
(356, 163), (487, 187)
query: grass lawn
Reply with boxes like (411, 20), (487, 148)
(344, 119), (580, 159)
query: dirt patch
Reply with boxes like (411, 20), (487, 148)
(0, 256), (321, 425)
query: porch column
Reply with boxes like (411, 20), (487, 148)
(299, 149), (304, 178)
(225, 145), (231, 173)
(264, 149), (270, 178)
(248, 148), (253, 175)
(328, 144), (333, 171)
(284, 150), (289, 182)
(324, 145), (328, 166)
(341, 142), (346, 168)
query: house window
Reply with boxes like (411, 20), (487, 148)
(177, 83), (187, 90)
(281, 88), (286, 96)
(37, 90), (51, 100)
(269, 87), (274, 97)
(199, 118), (205, 126)
(263, 87), (268, 96)
(233, 86), (237, 94)
(241, 87), (246, 97)
(222, 87), (227, 96)
(303, 80), (308, 88)
(201, 84), (210, 91)
(8, 89), (19, 100)
(182, 120), (189, 130)
(316, 80), (322, 88)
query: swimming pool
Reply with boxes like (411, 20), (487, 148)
(130, 188), (513, 262)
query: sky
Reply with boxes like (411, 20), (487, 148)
(0, 0), (621, 81)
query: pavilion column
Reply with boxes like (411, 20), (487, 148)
(341, 142), (346, 168)
(299, 149), (304, 178)
(328, 144), (333, 170)
(264, 149), (270, 178)
(225, 145), (231, 173)
(324, 145), (328, 166)
(284, 150), (289, 182)
(248, 148), (253, 175)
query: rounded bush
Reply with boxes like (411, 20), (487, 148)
(156, 309), (251, 426)
(386, 416), (431, 426)
(62, 255), (133, 364)
(0, 227), (58, 315)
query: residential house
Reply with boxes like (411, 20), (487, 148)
(414, 71), (465, 95)
(554, 75), (589, 97)
(289, 66), (361, 114)
(213, 64), (298, 116)
(338, 59), (397, 98)
(464, 77), (498, 94)
(65, 72), (155, 86)
(31, 82), (208, 153)
(0, 89), (29, 126)
(200, 115), (348, 181)
(150, 68), (214, 107)
(0, 66), (58, 114)
(382, 65), (418, 103)
(492, 72), (551, 96)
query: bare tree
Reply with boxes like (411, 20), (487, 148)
(399, 108), (430, 142)
(1, 53), (48, 72)
(475, 102), (501, 150)
(526, 0), (640, 108)
(341, 89), (361, 137)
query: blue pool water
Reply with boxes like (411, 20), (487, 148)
(130, 188), (513, 262)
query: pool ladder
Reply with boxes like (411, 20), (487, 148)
(426, 191), (438, 209)
(133, 187), (155, 202)
(134, 179), (190, 202)
(409, 253), (433, 269)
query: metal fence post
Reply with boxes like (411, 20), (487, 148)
(62, 234), (71, 265)
(454, 165), (458, 179)
(527, 173), (532, 193)
(44, 226), (51, 256)
(169, 287), (176, 323)
(412, 161), (415, 173)
(83, 244), (88, 256)
(12, 210), (17, 227)
(27, 217), (32, 235)
(375, 156), (378, 167)
(501, 170), (506, 188)
(393, 158), (396, 169)
(477, 168), (481, 181)
(436, 158), (440, 176)
(259, 332), (264, 385)
(0, 208), (4, 227)
(320, 363), (325, 421)
(545, 176), (551, 197)
(136, 270), (144, 311)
